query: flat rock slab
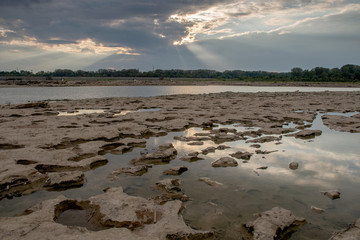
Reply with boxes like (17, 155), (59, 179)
(111, 165), (151, 177)
(45, 171), (85, 189)
(246, 136), (282, 144)
(130, 143), (177, 165)
(0, 187), (214, 240)
(288, 129), (322, 139)
(212, 157), (238, 167)
(243, 207), (306, 240)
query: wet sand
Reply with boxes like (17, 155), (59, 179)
(0, 91), (360, 239)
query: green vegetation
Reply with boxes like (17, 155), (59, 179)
(1, 64), (359, 82)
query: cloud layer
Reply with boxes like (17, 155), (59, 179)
(0, 0), (359, 71)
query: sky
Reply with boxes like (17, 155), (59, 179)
(0, 0), (359, 72)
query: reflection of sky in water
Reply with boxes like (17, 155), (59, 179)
(57, 109), (105, 116)
(1, 111), (359, 239)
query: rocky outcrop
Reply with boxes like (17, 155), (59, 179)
(0, 187), (214, 240)
(242, 207), (306, 240)
(180, 152), (203, 162)
(211, 157), (238, 167)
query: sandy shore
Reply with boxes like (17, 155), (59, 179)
(0, 91), (360, 239)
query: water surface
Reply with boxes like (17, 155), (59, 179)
(1, 85), (360, 104)
(1, 112), (359, 239)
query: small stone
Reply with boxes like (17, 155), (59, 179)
(257, 166), (268, 170)
(250, 144), (261, 148)
(198, 177), (223, 187)
(289, 162), (299, 170)
(321, 190), (341, 200)
(187, 141), (204, 146)
(311, 206), (325, 214)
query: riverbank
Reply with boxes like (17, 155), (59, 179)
(0, 77), (360, 88)
(0, 91), (360, 239)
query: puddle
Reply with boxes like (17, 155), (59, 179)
(58, 109), (106, 116)
(1, 111), (360, 239)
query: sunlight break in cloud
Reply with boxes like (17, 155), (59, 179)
(0, 37), (140, 55)
(169, 0), (360, 45)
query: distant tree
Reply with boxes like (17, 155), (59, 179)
(291, 67), (303, 80)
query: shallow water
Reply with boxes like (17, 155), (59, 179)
(1, 85), (360, 104)
(0, 112), (359, 239)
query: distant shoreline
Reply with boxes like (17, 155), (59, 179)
(0, 77), (359, 88)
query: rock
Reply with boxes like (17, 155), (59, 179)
(330, 218), (360, 239)
(217, 145), (230, 150)
(243, 207), (306, 240)
(187, 141), (204, 146)
(289, 162), (299, 170)
(290, 129), (322, 139)
(13, 102), (49, 109)
(45, 171), (85, 189)
(163, 166), (188, 175)
(311, 206), (325, 214)
(255, 150), (278, 154)
(111, 165), (151, 177)
(0, 187), (214, 239)
(155, 178), (189, 202)
(257, 166), (268, 170)
(201, 147), (216, 155)
(230, 151), (253, 160)
(180, 152), (204, 162)
(130, 143), (177, 165)
(321, 190), (341, 200)
(212, 133), (240, 143)
(250, 144), (261, 148)
(211, 157), (238, 167)
(246, 136), (282, 144)
(198, 177), (223, 187)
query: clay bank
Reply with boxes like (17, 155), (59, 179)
(0, 91), (360, 239)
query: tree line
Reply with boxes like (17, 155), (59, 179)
(1, 64), (359, 82)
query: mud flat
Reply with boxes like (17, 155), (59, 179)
(0, 91), (360, 239)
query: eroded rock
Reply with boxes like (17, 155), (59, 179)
(111, 165), (151, 177)
(211, 157), (238, 168)
(180, 152), (203, 162)
(243, 207), (306, 240)
(311, 206), (325, 214)
(45, 171), (85, 189)
(230, 151), (253, 160)
(130, 143), (177, 165)
(288, 130), (322, 139)
(155, 178), (189, 202)
(0, 187), (214, 239)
